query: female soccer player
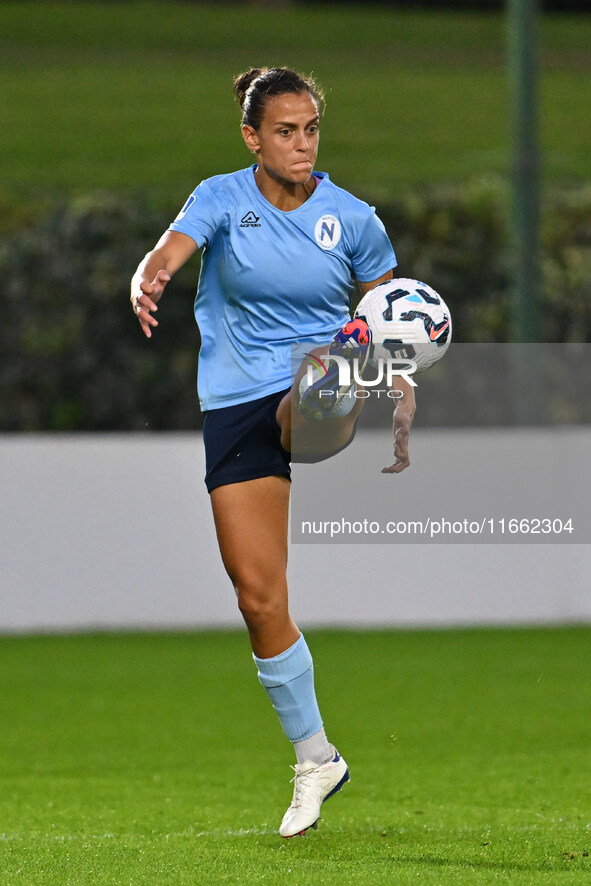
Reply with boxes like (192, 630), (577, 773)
(130, 67), (415, 837)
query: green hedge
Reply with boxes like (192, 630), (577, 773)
(1, 194), (202, 431)
(1, 179), (589, 431)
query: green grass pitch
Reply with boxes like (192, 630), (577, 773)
(0, 3), (590, 211)
(1, 627), (590, 884)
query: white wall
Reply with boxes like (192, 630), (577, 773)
(1, 431), (589, 633)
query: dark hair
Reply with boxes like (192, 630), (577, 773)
(233, 67), (325, 130)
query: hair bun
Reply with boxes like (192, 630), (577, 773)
(233, 68), (267, 108)
(233, 67), (324, 130)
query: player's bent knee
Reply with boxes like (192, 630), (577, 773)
(236, 584), (287, 630)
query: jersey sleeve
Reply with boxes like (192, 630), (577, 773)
(350, 209), (397, 283)
(168, 179), (225, 248)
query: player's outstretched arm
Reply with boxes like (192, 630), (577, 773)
(382, 377), (416, 474)
(130, 230), (197, 338)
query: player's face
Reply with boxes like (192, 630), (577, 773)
(242, 91), (320, 186)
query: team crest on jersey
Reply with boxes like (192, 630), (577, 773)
(314, 214), (341, 250)
(240, 210), (261, 228)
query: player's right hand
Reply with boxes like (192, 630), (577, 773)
(131, 269), (170, 338)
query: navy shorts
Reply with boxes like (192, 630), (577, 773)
(203, 388), (292, 493)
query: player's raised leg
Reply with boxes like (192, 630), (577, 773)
(276, 319), (372, 460)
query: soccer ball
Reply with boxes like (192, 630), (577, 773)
(354, 278), (452, 373)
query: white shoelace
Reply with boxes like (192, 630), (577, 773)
(289, 764), (324, 807)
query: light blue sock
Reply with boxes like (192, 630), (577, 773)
(253, 634), (323, 742)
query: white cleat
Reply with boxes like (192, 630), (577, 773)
(279, 748), (350, 838)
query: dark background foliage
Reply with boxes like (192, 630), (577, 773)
(2, 181), (589, 431)
(299, 0), (588, 9)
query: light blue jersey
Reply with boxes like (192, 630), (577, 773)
(169, 165), (396, 410)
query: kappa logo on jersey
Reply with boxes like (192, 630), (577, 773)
(240, 210), (262, 228)
(314, 214), (341, 251)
